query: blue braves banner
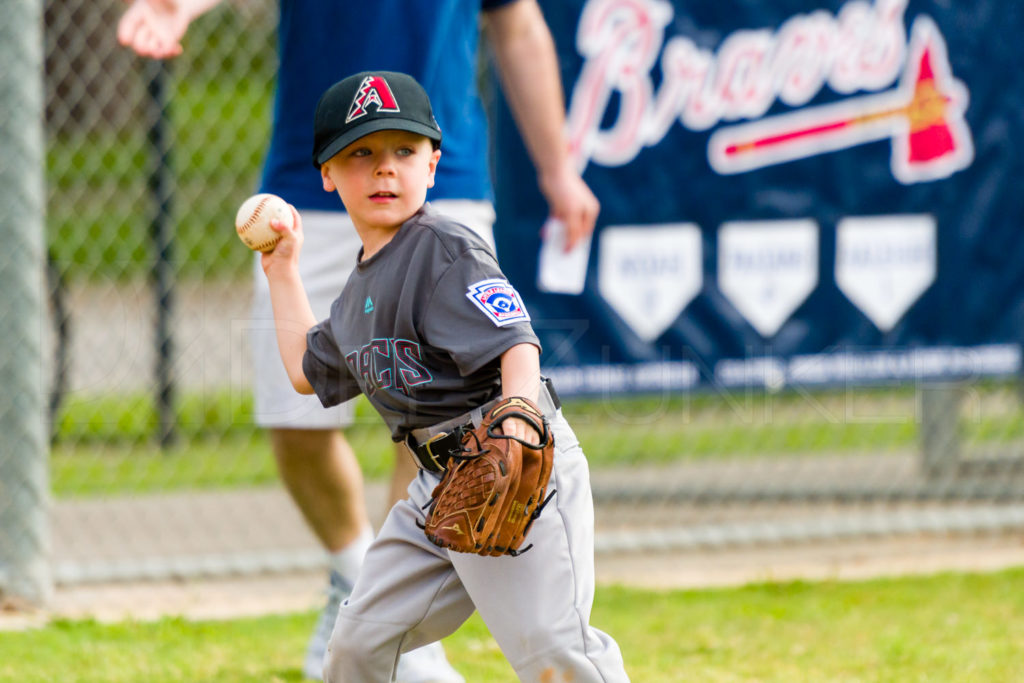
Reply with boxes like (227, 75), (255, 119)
(491, 0), (1024, 395)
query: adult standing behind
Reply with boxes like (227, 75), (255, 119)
(116, 1), (599, 680)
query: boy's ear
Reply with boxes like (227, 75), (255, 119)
(426, 148), (441, 189)
(321, 164), (336, 193)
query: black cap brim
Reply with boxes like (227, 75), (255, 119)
(313, 118), (442, 168)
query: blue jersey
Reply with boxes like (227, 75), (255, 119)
(260, 0), (516, 211)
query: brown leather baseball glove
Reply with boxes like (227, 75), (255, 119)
(423, 396), (555, 556)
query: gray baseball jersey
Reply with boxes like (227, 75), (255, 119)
(302, 203), (540, 441)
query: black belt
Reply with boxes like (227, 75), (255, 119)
(405, 377), (562, 474)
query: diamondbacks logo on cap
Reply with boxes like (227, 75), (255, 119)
(346, 76), (400, 123)
(466, 278), (530, 327)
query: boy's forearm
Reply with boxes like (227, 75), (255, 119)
(500, 343), (541, 403)
(267, 271), (317, 394)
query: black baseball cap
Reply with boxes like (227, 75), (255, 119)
(312, 71), (442, 169)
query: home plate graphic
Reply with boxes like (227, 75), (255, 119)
(708, 18), (974, 184)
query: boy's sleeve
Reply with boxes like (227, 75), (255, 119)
(422, 248), (540, 376)
(302, 319), (362, 407)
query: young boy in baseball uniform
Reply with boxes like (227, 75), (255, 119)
(261, 70), (629, 682)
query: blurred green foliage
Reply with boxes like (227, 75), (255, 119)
(46, 7), (276, 280)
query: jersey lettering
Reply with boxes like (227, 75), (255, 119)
(357, 346), (376, 395)
(394, 340), (433, 392)
(370, 339), (393, 391)
(346, 338), (433, 396)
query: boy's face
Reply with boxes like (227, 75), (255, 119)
(321, 129), (440, 231)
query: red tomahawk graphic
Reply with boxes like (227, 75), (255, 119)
(708, 19), (974, 185)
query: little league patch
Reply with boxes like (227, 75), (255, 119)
(466, 278), (530, 326)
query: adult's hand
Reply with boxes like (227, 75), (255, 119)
(117, 0), (213, 58)
(538, 164), (600, 251)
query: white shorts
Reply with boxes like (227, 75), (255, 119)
(250, 200), (496, 429)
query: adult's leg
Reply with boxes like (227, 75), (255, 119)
(269, 427), (377, 680)
(266, 424), (374, 679)
(389, 443), (421, 508)
(271, 428), (369, 550)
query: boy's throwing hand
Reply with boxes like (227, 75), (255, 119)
(260, 205), (304, 276)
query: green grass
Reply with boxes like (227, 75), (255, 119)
(3, 569), (1024, 681)
(51, 431), (396, 499)
(51, 391), (397, 497)
(46, 74), (271, 281)
(50, 384), (1024, 498)
(47, 6), (276, 281)
(49, 388), (905, 497)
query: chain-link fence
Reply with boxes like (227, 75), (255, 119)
(1, 0), (49, 606)
(3, 0), (1024, 604)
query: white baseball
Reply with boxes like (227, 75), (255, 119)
(235, 193), (293, 252)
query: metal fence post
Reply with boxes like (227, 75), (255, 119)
(0, 0), (52, 606)
(920, 383), (962, 479)
(145, 59), (177, 449)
